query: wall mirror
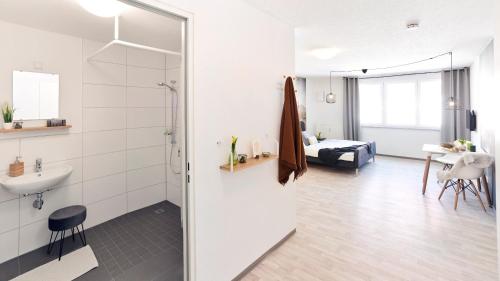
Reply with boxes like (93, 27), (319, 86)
(13, 70), (59, 120)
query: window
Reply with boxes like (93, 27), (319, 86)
(419, 80), (441, 127)
(359, 75), (441, 129)
(385, 82), (416, 126)
(359, 84), (383, 125)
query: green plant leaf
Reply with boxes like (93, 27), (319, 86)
(2, 103), (14, 123)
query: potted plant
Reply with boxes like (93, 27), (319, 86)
(316, 132), (326, 141)
(454, 138), (467, 151)
(1, 103), (15, 129)
(466, 141), (474, 151)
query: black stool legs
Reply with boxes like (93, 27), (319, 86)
(47, 223), (87, 261)
(75, 224), (87, 245)
(58, 230), (65, 261)
(46, 231), (59, 255)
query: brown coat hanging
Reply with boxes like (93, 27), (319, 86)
(278, 77), (307, 185)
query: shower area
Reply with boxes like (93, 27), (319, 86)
(0, 1), (187, 280)
(162, 73), (184, 208)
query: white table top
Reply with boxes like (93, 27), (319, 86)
(423, 144), (488, 167)
(422, 144), (457, 155)
(422, 144), (485, 155)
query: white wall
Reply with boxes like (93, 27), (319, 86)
(149, 0), (296, 280)
(470, 40), (496, 207)
(470, 41), (495, 152)
(494, 4), (500, 275)
(296, 77), (306, 123)
(190, 5), (295, 281)
(305, 77), (344, 138)
(360, 127), (440, 159)
(0, 20), (181, 263)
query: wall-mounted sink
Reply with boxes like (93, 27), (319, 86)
(0, 165), (73, 195)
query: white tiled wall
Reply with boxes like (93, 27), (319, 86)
(82, 40), (171, 230)
(0, 230), (19, 263)
(83, 84), (126, 108)
(127, 164), (166, 191)
(85, 193), (127, 228)
(0, 21), (85, 264)
(127, 146), (166, 170)
(0, 21), (183, 264)
(83, 130), (126, 156)
(83, 174), (126, 204)
(127, 183), (166, 212)
(83, 151), (126, 180)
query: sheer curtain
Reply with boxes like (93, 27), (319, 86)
(343, 77), (360, 140)
(441, 68), (471, 142)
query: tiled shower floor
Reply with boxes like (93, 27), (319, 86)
(0, 201), (183, 281)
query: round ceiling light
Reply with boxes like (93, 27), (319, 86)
(79, 0), (128, 18)
(310, 48), (341, 60)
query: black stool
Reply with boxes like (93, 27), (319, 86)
(47, 205), (87, 260)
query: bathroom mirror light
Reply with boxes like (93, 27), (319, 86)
(79, 0), (127, 18)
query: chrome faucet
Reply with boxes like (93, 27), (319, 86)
(35, 158), (42, 173)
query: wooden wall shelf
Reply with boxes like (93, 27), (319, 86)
(0, 125), (72, 134)
(220, 155), (278, 172)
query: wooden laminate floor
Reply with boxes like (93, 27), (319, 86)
(242, 156), (497, 281)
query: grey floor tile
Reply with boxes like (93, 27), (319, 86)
(152, 264), (184, 281)
(0, 258), (19, 281)
(1, 201), (183, 281)
(74, 266), (113, 281)
(114, 249), (182, 281)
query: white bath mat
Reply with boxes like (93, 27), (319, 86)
(12, 245), (98, 281)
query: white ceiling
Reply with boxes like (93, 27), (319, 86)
(243, 0), (495, 77)
(0, 0), (182, 52)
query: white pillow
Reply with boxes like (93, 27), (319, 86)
(307, 136), (318, 145)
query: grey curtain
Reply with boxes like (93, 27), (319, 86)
(343, 77), (360, 140)
(441, 68), (470, 142)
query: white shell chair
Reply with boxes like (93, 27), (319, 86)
(437, 153), (494, 211)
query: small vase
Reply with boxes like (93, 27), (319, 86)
(228, 150), (238, 166)
(3, 122), (12, 129)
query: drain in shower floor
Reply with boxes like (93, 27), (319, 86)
(154, 208), (165, 214)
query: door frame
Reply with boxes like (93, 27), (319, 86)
(118, 1), (195, 280)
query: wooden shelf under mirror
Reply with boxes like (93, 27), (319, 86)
(220, 155), (278, 172)
(0, 125), (72, 134)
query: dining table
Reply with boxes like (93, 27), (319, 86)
(421, 144), (492, 206)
